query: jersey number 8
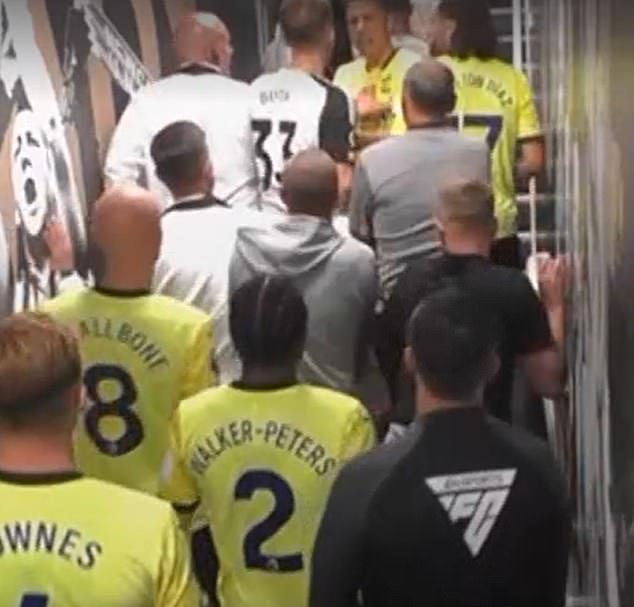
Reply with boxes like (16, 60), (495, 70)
(251, 119), (298, 191)
(83, 364), (144, 457)
(234, 470), (304, 573)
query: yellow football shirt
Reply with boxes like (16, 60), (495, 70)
(439, 56), (543, 237)
(161, 383), (376, 607)
(334, 48), (420, 139)
(0, 470), (199, 606)
(42, 288), (213, 495)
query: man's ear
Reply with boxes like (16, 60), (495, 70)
(403, 346), (418, 378)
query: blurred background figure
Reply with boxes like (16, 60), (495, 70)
(105, 12), (259, 211)
(0, 312), (199, 605)
(388, 0), (429, 56)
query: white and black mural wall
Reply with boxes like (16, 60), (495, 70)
(0, 0), (265, 317)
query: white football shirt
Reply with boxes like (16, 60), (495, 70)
(105, 64), (259, 211)
(250, 68), (354, 213)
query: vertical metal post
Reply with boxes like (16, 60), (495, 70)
(512, 0), (523, 68)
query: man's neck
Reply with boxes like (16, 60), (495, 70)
(171, 186), (209, 201)
(239, 366), (297, 389)
(443, 237), (491, 259)
(365, 43), (395, 69)
(407, 112), (449, 129)
(290, 49), (326, 76)
(416, 386), (481, 416)
(0, 436), (75, 474)
(96, 270), (152, 294)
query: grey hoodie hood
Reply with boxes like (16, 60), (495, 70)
(232, 214), (344, 278)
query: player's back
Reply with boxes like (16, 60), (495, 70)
(339, 407), (570, 607)
(439, 56), (542, 236)
(42, 288), (212, 495)
(0, 472), (198, 606)
(105, 71), (258, 210)
(250, 68), (353, 212)
(166, 383), (375, 607)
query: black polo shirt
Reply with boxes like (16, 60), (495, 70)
(378, 252), (554, 424)
(310, 407), (571, 607)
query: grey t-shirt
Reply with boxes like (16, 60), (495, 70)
(349, 126), (490, 299)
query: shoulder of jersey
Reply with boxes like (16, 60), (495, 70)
(79, 476), (174, 519)
(300, 384), (368, 417)
(40, 287), (87, 313)
(147, 293), (210, 324)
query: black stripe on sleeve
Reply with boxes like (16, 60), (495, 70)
(313, 76), (353, 163)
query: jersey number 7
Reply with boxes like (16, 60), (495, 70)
(252, 119), (298, 190)
(453, 114), (504, 151)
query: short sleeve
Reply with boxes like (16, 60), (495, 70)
(160, 409), (199, 513)
(319, 85), (354, 163)
(517, 70), (542, 140)
(513, 275), (554, 355)
(348, 160), (374, 240)
(181, 318), (215, 401)
(155, 509), (201, 607)
(104, 91), (147, 184)
(340, 404), (376, 461)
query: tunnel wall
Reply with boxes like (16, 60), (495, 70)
(539, 0), (634, 604)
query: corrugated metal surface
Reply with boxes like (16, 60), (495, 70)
(538, 0), (634, 604)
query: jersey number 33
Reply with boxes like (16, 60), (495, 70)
(252, 119), (298, 191)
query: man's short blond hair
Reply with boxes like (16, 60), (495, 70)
(0, 312), (81, 429)
(437, 179), (495, 228)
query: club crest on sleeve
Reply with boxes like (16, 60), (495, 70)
(425, 469), (517, 557)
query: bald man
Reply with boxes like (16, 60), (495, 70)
(105, 12), (259, 211)
(349, 58), (489, 301)
(228, 149), (391, 434)
(41, 184), (213, 497)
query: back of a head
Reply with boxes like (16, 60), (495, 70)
(89, 184), (161, 282)
(280, 0), (334, 49)
(387, 0), (412, 17)
(281, 149), (339, 217)
(437, 0), (498, 60)
(230, 274), (308, 369)
(150, 121), (209, 192)
(407, 286), (500, 401)
(0, 312), (81, 431)
(404, 59), (456, 117)
(437, 179), (496, 232)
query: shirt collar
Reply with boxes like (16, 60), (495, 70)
(177, 61), (222, 76)
(408, 118), (456, 131)
(162, 194), (228, 217)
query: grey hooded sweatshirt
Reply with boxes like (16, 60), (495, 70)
(226, 214), (387, 403)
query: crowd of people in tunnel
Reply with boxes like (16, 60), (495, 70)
(0, 0), (572, 606)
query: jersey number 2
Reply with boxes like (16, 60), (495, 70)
(83, 364), (144, 457)
(234, 470), (304, 572)
(251, 119), (297, 190)
(19, 594), (49, 606)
